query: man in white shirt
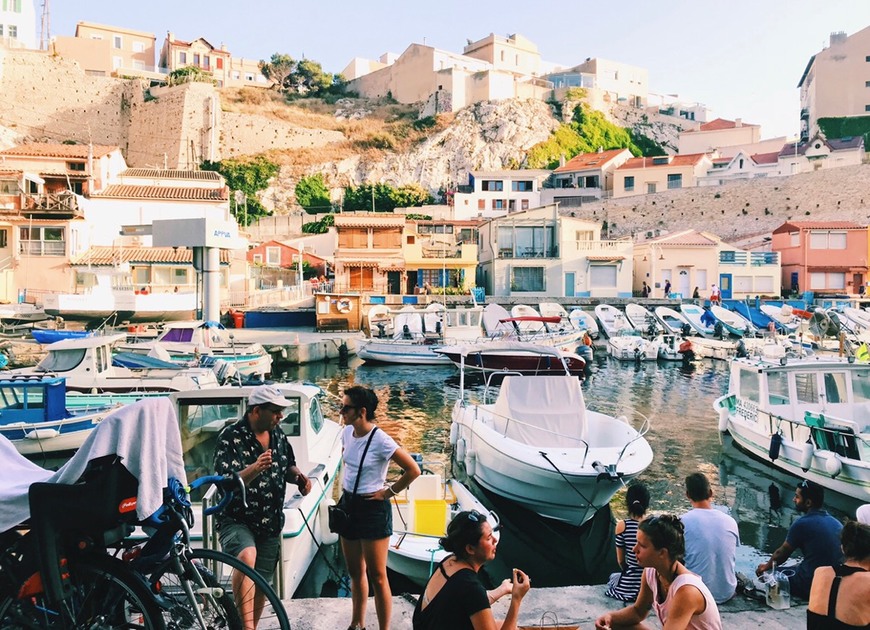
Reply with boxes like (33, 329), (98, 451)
(681, 472), (739, 604)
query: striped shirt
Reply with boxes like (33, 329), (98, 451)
(605, 518), (643, 601)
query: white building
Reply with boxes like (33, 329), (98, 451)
(777, 133), (865, 176)
(452, 170), (550, 220)
(0, 0), (37, 49)
(697, 151), (781, 186)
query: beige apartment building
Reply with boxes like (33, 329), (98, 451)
(613, 153), (714, 198)
(546, 58), (648, 108)
(159, 33), (271, 88)
(53, 21), (159, 78)
(799, 26), (870, 140)
(462, 33), (542, 77)
(0, 0), (36, 49)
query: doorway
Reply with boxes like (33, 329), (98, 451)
(564, 272), (575, 297)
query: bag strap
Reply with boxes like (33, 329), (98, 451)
(349, 426), (378, 499)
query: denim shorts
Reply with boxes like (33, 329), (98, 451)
(216, 519), (280, 584)
(338, 493), (392, 541)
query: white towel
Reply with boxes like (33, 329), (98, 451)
(0, 433), (54, 532)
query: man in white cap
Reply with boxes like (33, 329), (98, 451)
(858, 504), (870, 525)
(213, 384), (311, 627)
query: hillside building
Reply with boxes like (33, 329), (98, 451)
(452, 170), (550, 220)
(0, 0), (36, 49)
(159, 32), (271, 89)
(613, 153), (715, 198)
(546, 58), (648, 108)
(777, 133), (865, 176)
(798, 26), (870, 140)
(542, 148), (633, 206)
(53, 22), (160, 80)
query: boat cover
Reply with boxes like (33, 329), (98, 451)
(393, 311), (424, 339)
(491, 375), (588, 447)
(112, 351), (182, 370)
(0, 397), (185, 532)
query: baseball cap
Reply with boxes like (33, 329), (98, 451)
(857, 504), (870, 525)
(247, 385), (292, 408)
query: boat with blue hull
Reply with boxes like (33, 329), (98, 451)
(0, 376), (120, 455)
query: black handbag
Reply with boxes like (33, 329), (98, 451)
(328, 427), (378, 536)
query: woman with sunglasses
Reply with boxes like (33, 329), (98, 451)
(595, 514), (721, 630)
(413, 510), (531, 630)
(338, 385), (420, 630)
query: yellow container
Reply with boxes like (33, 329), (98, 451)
(413, 499), (447, 537)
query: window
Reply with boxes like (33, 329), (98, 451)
(203, 55), (210, 69)
(348, 266), (374, 290)
(0, 179), (17, 194)
(0, 229), (7, 248)
(720, 251), (736, 262)
(866, 81), (870, 87)
(575, 230), (594, 241)
(481, 180), (503, 191)
(521, 199), (529, 210)
(667, 174), (682, 189)
(589, 264), (618, 288)
(511, 180), (533, 192)
(19, 226), (65, 256)
(7, 24), (16, 38)
(338, 228), (368, 248)
(477, 199), (485, 210)
(132, 41), (145, 53)
(794, 372), (818, 404)
(113, 56), (122, 69)
(216, 58), (223, 70)
(865, 105), (870, 112)
(809, 230), (847, 249)
(232, 71), (240, 80)
(372, 228), (402, 248)
(738, 369), (760, 403)
(493, 199), (505, 210)
(253, 253), (263, 264)
(647, 183), (657, 194)
(265, 246), (281, 266)
(790, 231), (799, 247)
(193, 53), (200, 66)
(866, 56), (870, 62)
(767, 371), (790, 405)
(179, 51), (187, 64)
(113, 35), (122, 49)
(624, 176), (634, 192)
(67, 162), (86, 171)
(652, 157), (669, 165)
(0, 26), (3, 37)
(511, 267), (544, 292)
(245, 73), (254, 81)
(810, 271), (845, 290)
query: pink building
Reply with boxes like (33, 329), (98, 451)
(771, 221), (868, 296)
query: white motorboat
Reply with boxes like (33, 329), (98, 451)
(9, 334), (221, 393)
(760, 304), (803, 333)
(43, 287), (196, 323)
(680, 304), (717, 337)
(482, 304), (584, 350)
(657, 334), (693, 361)
(568, 308), (600, 339)
(435, 341), (587, 376)
(607, 330), (660, 362)
(118, 321), (272, 378)
(388, 472), (499, 586)
(594, 304), (632, 338)
(714, 355), (870, 503)
(625, 303), (663, 335)
(654, 306), (692, 336)
(510, 304), (547, 333)
(449, 344), (653, 525)
(710, 305), (756, 337)
(172, 382), (344, 599)
(689, 336), (738, 360)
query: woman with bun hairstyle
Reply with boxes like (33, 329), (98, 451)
(807, 520), (870, 629)
(605, 483), (650, 601)
(412, 510), (530, 630)
(595, 514), (721, 630)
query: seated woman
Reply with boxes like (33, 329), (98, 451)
(604, 483), (650, 602)
(595, 514), (722, 630)
(807, 520), (870, 629)
(413, 510), (530, 630)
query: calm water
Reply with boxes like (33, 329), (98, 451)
(279, 352), (864, 597)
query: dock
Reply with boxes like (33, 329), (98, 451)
(281, 585), (805, 628)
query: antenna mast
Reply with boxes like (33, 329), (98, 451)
(39, 0), (51, 50)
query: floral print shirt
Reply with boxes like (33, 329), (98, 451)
(213, 416), (297, 536)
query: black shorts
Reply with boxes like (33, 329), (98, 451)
(338, 493), (392, 541)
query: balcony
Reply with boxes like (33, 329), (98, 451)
(498, 247), (559, 259)
(19, 191), (82, 219)
(718, 251), (779, 266)
(422, 244), (461, 258)
(20, 241), (66, 256)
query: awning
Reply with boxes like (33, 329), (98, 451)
(586, 255), (625, 262)
(23, 172), (45, 185)
(342, 261), (379, 268)
(380, 266), (405, 272)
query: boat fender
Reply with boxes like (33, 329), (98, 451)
(825, 454), (842, 479)
(615, 415), (628, 425)
(455, 437), (466, 462)
(679, 340), (693, 354)
(25, 428), (60, 440)
(768, 432), (783, 461)
(319, 498), (340, 545)
(449, 422), (459, 447)
(465, 450), (477, 477)
(800, 440), (815, 472)
(717, 407), (729, 433)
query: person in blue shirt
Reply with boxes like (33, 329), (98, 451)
(756, 480), (844, 599)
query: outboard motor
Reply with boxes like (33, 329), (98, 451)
(714, 321), (725, 340)
(736, 339), (748, 358)
(338, 341), (349, 368)
(375, 322), (387, 339)
(402, 324), (412, 340)
(681, 323), (692, 337)
(646, 318), (658, 338)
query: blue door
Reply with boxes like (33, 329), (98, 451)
(719, 274), (732, 299)
(564, 272), (575, 297)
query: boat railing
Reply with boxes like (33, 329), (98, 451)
(615, 411), (652, 465)
(752, 408), (869, 458)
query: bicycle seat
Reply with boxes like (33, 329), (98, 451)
(28, 454), (139, 605)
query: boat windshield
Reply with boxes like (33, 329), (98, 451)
(162, 328), (195, 343)
(738, 369), (760, 403)
(852, 369), (870, 403)
(36, 348), (85, 373)
(309, 397), (324, 434)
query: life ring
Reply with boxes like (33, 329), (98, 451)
(337, 298), (352, 314)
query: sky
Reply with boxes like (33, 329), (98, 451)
(44, 0), (870, 140)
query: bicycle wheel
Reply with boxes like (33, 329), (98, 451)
(150, 548), (290, 630)
(0, 553), (165, 629)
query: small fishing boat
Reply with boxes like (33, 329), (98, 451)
(760, 304), (803, 333)
(723, 301), (777, 332)
(654, 306), (693, 336)
(710, 305), (756, 336)
(625, 303), (663, 335)
(689, 336), (738, 360)
(680, 304), (717, 337)
(450, 344), (653, 525)
(658, 334), (694, 361)
(435, 341), (587, 376)
(594, 304), (632, 338)
(482, 304), (584, 349)
(0, 376), (120, 455)
(568, 308), (600, 339)
(607, 330), (660, 362)
(714, 355), (870, 503)
(388, 471), (499, 586)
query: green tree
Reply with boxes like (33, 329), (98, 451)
(302, 213), (335, 234)
(390, 183), (433, 208)
(342, 182), (433, 212)
(201, 156), (279, 226)
(259, 53), (345, 97)
(295, 174), (332, 214)
(259, 53), (296, 90)
(168, 65), (215, 86)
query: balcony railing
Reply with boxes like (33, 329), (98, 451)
(498, 247), (559, 259)
(422, 245), (462, 258)
(19, 241), (66, 256)
(575, 240), (630, 252)
(719, 251), (779, 266)
(21, 191), (82, 218)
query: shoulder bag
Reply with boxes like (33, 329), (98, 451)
(328, 426), (378, 536)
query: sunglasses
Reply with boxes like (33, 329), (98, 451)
(339, 404), (359, 414)
(466, 509), (484, 523)
(260, 404), (285, 414)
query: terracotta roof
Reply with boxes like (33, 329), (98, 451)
(645, 229), (720, 247)
(92, 185), (228, 201)
(712, 157), (731, 164)
(121, 169), (223, 181)
(692, 118), (758, 132)
(334, 215), (406, 228)
(0, 144), (119, 159)
(773, 221), (864, 234)
(618, 153), (709, 170)
(339, 260), (379, 268)
(0, 170), (20, 177)
(750, 151), (780, 165)
(553, 149), (630, 173)
(4, 216), (85, 224)
(71, 246), (230, 265)
(586, 255), (625, 261)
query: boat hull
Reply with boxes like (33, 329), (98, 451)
(43, 292), (197, 323)
(438, 348), (586, 375)
(358, 340), (452, 365)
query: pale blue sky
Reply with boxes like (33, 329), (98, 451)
(46, 0), (870, 140)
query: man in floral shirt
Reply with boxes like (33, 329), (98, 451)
(213, 385), (311, 625)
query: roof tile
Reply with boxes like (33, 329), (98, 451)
(618, 153), (710, 170)
(0, 144), (119, 159)
(92, 185), (228, 200)
(553, 149), (630, 173)
(71, 246), (230, 265)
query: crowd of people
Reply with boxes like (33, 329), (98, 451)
(210, 388), (869, 629)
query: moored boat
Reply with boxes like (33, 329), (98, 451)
(714, 355), (870, 503)
(568, 308), (600, 339)
(607, 330), (659, 362)
(594, 304), (631, 338)
(435, 341), (586, 376)
(680, 303), (717, 337)
(710, 304), (756, 336)
(654, 306), (692, 336)
(625, 303), (663, 335)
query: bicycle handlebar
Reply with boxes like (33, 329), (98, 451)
(190, 473), (247, 516)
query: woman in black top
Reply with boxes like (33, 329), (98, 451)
(412, 510), (530, 630)
(807, 520), (870, 629)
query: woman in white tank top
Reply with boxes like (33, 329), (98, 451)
(594, 514), (722, 630)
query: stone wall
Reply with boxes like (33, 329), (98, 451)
(568, 163), (870, 242)
(221, 111), (344, 159)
